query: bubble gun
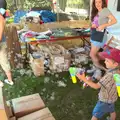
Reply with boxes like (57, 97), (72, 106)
(113, 74), (120, 97)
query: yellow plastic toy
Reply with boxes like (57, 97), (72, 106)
(113, 74), (120, 97)
(69, 67), (77, 84)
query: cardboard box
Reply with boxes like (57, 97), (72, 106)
(29, 54), (45, 76)
(9, 116), (16, 120)
(6, 101), (13, 117)
(12, 93), (45, 118)
(6, 101), (11, 107)
(44, 116), (56, 120)
(0, 110), (8, 120)
(27, 20), (89, 32)
(18, 107), (55, 120)
(0, 88), (9, 120)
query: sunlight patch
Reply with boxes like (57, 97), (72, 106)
(57, 81), (67, 87)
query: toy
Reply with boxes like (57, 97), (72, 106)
(113, 74), (120, 97)
(83, 28), (90, 33)
(69, 67), (77, 83)
(83, 76), (91, 89)
(69, 67), (85, 84)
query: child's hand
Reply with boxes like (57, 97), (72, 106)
(76, 73), (86, 81)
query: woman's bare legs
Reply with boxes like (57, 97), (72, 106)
(90, 44), (107, 71)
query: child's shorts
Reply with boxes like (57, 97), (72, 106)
(92, 101), (115, 119)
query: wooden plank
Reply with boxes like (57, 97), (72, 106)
(0, 88), (9, 120)
(5, 26), (23, 69)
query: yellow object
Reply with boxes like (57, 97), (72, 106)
(30, 38), (37, 41)
(117, 86), (120, 97)
(71, 76), (77, 84)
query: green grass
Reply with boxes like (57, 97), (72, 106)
(3, 70), (120, 120)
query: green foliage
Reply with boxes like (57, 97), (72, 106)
(67, 0), (84, 8)
(23, 0), (52, 10)
(67, 0), (89, 9)
(6, 0), (52, 11)
(6, 0), (89, 12)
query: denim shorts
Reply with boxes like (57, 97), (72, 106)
(90, 32), (107, 48)
(92, 101), (115, 119)
(90, 39), (107, 48)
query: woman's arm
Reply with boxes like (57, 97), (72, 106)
(103, 14), (117, 28)
(97, 14), (117, 31)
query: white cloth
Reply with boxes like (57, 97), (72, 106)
(26, 11), (40, 17)
(107, 34), (120, 50)
(106, 0), (120, 49)
(107, 0), (120, 39)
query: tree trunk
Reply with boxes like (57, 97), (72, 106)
(58, 0), (67, 11)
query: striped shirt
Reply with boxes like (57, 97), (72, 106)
(98, 69), (118, 103)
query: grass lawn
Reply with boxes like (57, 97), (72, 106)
(3, 70), (120, 120)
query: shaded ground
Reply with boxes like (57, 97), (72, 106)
(3, 70), (120, 120)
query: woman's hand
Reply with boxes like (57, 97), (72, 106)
(91, 24), (97, 28)
(76, 73), (86, 82)
(97, 24), (105, 31)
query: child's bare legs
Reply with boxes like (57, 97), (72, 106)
(110, 112), (116, 120)
(91, 116), (98, 120)
(4, 70), (14, 85)
(5, 71), (13, 82)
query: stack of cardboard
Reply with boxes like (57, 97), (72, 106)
(48, 44), (71, 72)
(18, 108), (55, 120)
(9, 117), (16, 120)
(0, 88), (15, 120)
(12, 93), (45, 118)
(37, 44), (71, 72)
(12, 93), (55, 120)
(0, 89), (56, 120)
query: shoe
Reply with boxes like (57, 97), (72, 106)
(0, 81), (4, 87)
(4, 79), (14, 85)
